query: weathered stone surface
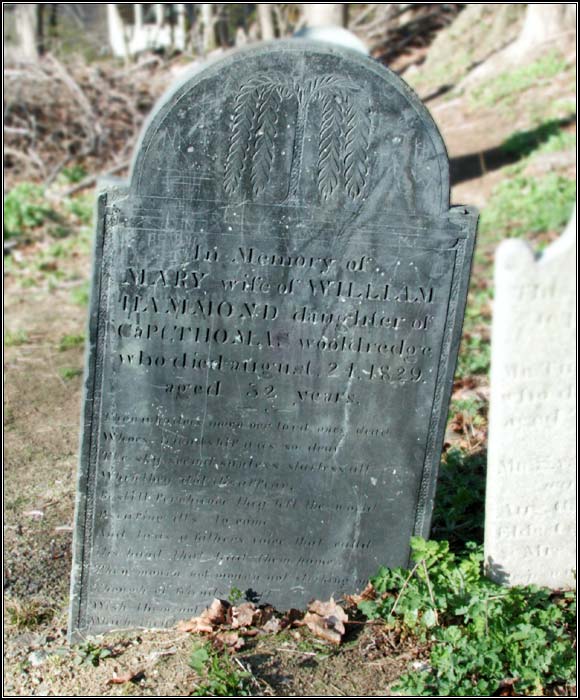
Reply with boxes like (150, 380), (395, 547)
(485, 212), (576, 588)
(69, 42), (477, 641)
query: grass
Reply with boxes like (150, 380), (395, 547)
(470, 51), (569, 108)
(456, 333), (491, 378)
(479, 173), (576, 241)
(5, 329), (29, 347)
(58, 367), (83, 381)
(71, 282), (90, 307)
(58, 333), (85, 351)
(6, 599), (55, 629)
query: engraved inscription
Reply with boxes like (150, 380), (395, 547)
(486, 229), (576, 588)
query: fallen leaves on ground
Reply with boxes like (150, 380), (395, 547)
(176, 596), (351, 646)
(107, 668), (145, 685)
(344, 582), (376, 607)
(176, 598), (229, 634)
(302, 598), (349, 645)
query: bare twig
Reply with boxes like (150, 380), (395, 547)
(391, 560), (422, 617)
(421, 559), (439, 625)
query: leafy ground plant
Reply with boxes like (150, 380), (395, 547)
(73, 640), (112, 667)
(359, 538), (576, 696)
(4, 183), (56, 239)
(189, 643), (255, 697)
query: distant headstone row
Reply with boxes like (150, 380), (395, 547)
(68, 42), (477, 641)
(486, 212), (576, 589)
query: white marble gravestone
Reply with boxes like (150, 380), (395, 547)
(485, 211), (577, 588)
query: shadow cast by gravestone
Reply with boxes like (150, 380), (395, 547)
(485, 556), (509, 586)
(431, 448), (487, 549)
(449, 116), (575, 185)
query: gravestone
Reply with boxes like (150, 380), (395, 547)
(485, 212), (576, 588)
(69, 41), (477, 641)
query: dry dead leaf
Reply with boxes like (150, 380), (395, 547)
(303, 612), (343, 645)
(206, 598), (230, 625)
(282, 608), (304, 628)
(230, 602), (256, 629)
(343, 582), (375, 607)
(253, 604), (276, 627)
(107, 669), (145, 685)
(175, 617), (214, 634)
(303, 598), (349, 645)
(260, 617), (282, 635)
(308, 597), (348, 622)
(214, 631), (244, 651)
(176, 598), (230, 634)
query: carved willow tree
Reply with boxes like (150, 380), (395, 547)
(224, 74), (372, 202)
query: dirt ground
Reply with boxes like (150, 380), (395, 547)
(4, 36), (577, 697)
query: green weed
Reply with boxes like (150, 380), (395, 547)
(61, 164), (87, 184)
(456, 334), (491, 378)
(20, 276), (39, 288)
(448, 396), (486, 430)
(58, 333), (85, 351)
(5, 329), (29, 347)
(228, 586), (244, 606)
(359, 538), (576, 696)
(4, 406), (16, 428)
(73, 640), (112, 667)
(4, 183), (56, 239)
(65, 193), (93, 225)
(71, 282), (90, 307)
(295, 635), (332, 659)
(6, 599), (54, 629)
(189, 643), (254, 696)
(59, 367), (83, 381)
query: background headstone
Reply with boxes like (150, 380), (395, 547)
(485, 211), (577, 588)
(69, 42), (477, 641)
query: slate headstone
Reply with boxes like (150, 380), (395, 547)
(69, 42), (477, 641)
(485, 212), (576, 588)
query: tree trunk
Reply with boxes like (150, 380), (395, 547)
(14, 4), (39, 61)
(155, 4), (164, 28)
(134, 4), (143, 29)
(517, 4), (575, 50)
(201, 3), (216, 53)
(302, 4), (346, 28)
(107, 3), (128, 59)
(258, 4), (275, 41)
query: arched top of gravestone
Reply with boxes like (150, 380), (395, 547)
(130, 41), (450, 219)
